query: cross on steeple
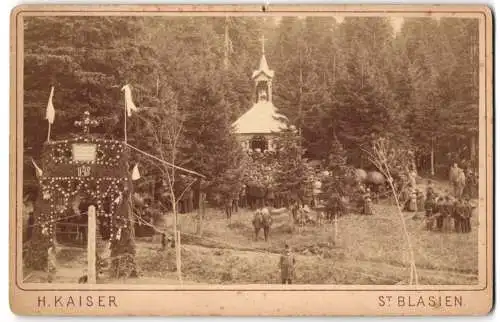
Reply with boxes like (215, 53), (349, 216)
(260, 35), (267, 55)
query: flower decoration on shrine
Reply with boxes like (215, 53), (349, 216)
(36, 176), (131, 242)
(34, 111), (133, 244)
(44, 138), (125, 167)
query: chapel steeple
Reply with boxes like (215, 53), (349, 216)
(252, 35), (274, 103)
(232, 34), (286, 152)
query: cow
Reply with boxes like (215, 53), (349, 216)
(252, 207), (273, 241)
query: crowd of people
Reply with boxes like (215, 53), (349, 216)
(422, 181), (475, 233)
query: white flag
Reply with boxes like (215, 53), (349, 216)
(121, 84), (138, 117)
(45, 86), (55, 124)
(132, 163), (141, 181)
(31, 158), (43, 178)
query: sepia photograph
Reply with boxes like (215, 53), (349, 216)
(10, 4), (493, 316)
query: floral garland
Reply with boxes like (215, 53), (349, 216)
(37, 176), (130, 243)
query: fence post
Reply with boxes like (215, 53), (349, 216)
(334, 213), (338, 244)
(87, 205), (97, 284)
(176, 229), (182, 284)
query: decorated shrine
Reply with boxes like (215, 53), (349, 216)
(26, 111), (137, 278)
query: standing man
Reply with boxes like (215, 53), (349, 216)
(453, 199), (463, 233)
(463, 197), (473, 233)
(424, 191), (436, 230)
(279, 244), (296, 284)
(239, 184), (247, 209)
(416, 189), (425, 212)
(442, 196), (454, 233)
(435, 197), (445, 231)
(426, 180), (435, 199)
(231, 190), (240, 214)
(357, 184), (367, 214)
(463, 168), (474, 199)
(224, 194), (233, 220)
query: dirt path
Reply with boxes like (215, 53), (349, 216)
(176, 234), (477, 281)
(24, 239), (477, 285)
(177, 243), (477, 285)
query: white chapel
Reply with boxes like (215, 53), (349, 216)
(232, 36), (287, 152)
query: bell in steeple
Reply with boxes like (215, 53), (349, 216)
(252, 35), (274, 103)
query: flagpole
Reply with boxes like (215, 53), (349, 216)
(47, 122), (51, 142)
(124, 94), (127, 143)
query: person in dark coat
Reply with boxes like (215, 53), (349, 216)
(416, 189), (425, 212)
(435, 197), (445, 231)
(224, 196), (233, 220)
(161, 233), (167, 250)
(279, 244), (296, 284)
(161, 233), (175, 250)
(464, 169), (477, 199)
(290, 200), (300, 223)
(426, 180), (435, 197)
(441, 196), (455, 233)
(231, 190), (240, 214)
(408, 190), (418, 212)
(463, 198), (473, 233)
(424, 192), (435, 231)
(453, 199), (464, 233)
(239, 185), (247, 209)
(357, 184), (367, 214)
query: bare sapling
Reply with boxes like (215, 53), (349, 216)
(362, 137), (419, 286)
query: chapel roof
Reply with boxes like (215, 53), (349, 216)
(232, 101), (286, 135)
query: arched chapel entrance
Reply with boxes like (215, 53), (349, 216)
(250, 135), (268, 152)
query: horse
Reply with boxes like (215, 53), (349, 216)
(252, 208), (273, 241)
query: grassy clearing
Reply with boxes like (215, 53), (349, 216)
(25, 178), (478, 285)
(136, 195), (478, 285)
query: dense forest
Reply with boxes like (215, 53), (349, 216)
(23, 16), (479, 188)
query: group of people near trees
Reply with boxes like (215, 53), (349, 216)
(398, 162), (477, 234)
(422, 181), (475, 233)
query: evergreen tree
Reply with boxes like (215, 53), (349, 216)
(330, 17), (407, 166)
(320, 136), (355, 218)
(274, 126), (312, 204)
(24, 16), (159, 156)
(23, 15), (481, 186)
(180, 73), (244, 196)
